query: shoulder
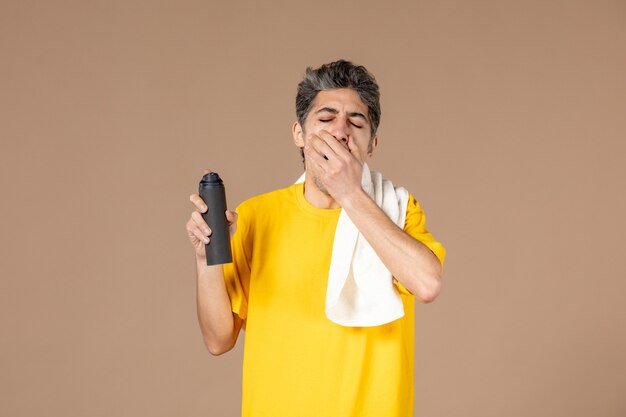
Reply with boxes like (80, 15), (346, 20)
(402, 191), (446, 266)
(405, 192), (423, 213)
(402, 191), (428, 229)
(236, 183), (298, 217)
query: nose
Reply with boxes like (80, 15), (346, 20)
(329, 119), (349, 144)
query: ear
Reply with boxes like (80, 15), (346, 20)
(292, 121), (304, 147)
(367, 136), (378, 158)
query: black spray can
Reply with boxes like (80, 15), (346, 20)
(198, 172), (232, 265)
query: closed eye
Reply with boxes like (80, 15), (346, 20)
(351, 122), (363, 128)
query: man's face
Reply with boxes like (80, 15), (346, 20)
(293, 88), (377, 165)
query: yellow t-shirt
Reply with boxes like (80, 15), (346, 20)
(223, 182), (445, 417)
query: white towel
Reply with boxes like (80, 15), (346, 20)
(295, 163), (409, 327)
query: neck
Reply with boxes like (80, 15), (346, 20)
(303, 178), (341, 209)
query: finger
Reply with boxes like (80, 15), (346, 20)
(317, 130), (351, 158)
(187, 218), (210, 244)
(347, 138), (363, 162)
(307, 136), (335, 162)
(202, 168), (212, 175)
(189, 194), (208, 213)
(304, 139), (323, 162)
(191, 211), (212, 236)
(307, 135), (346, 172)
(305, 145), (330, 172)
(225, 210), (238, 234)
(309, 135), (336, 160)
(225, 210), (238, 223)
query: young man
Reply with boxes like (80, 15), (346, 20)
(186, 60), (445, 417)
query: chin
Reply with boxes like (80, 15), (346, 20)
(314, 176), (331, 197)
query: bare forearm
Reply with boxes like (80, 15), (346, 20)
(195, 257), (242, 355)
(340, 190), (442, 303)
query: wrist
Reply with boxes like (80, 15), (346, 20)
(195, 253), (207, 266)
(338, 187), (370, 211)
(195, 255), (225, 278)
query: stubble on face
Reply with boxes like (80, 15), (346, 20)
(313, 174), (331, 196)
(301, 151), (331, 197)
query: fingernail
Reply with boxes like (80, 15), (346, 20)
(203, 227), (211, 235)
(203, 237), (210, 244)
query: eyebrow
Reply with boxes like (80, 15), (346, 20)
(315, 107), (369, 123)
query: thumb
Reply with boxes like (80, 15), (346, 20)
(225, 210), (238, 222)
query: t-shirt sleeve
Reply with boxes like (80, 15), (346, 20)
(221, 204), (252, 320)
(394, 193), (446, 295)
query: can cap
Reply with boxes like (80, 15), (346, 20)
(200, 172), (223, 188)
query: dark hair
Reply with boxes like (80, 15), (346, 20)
(295, 60), (381, 157)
